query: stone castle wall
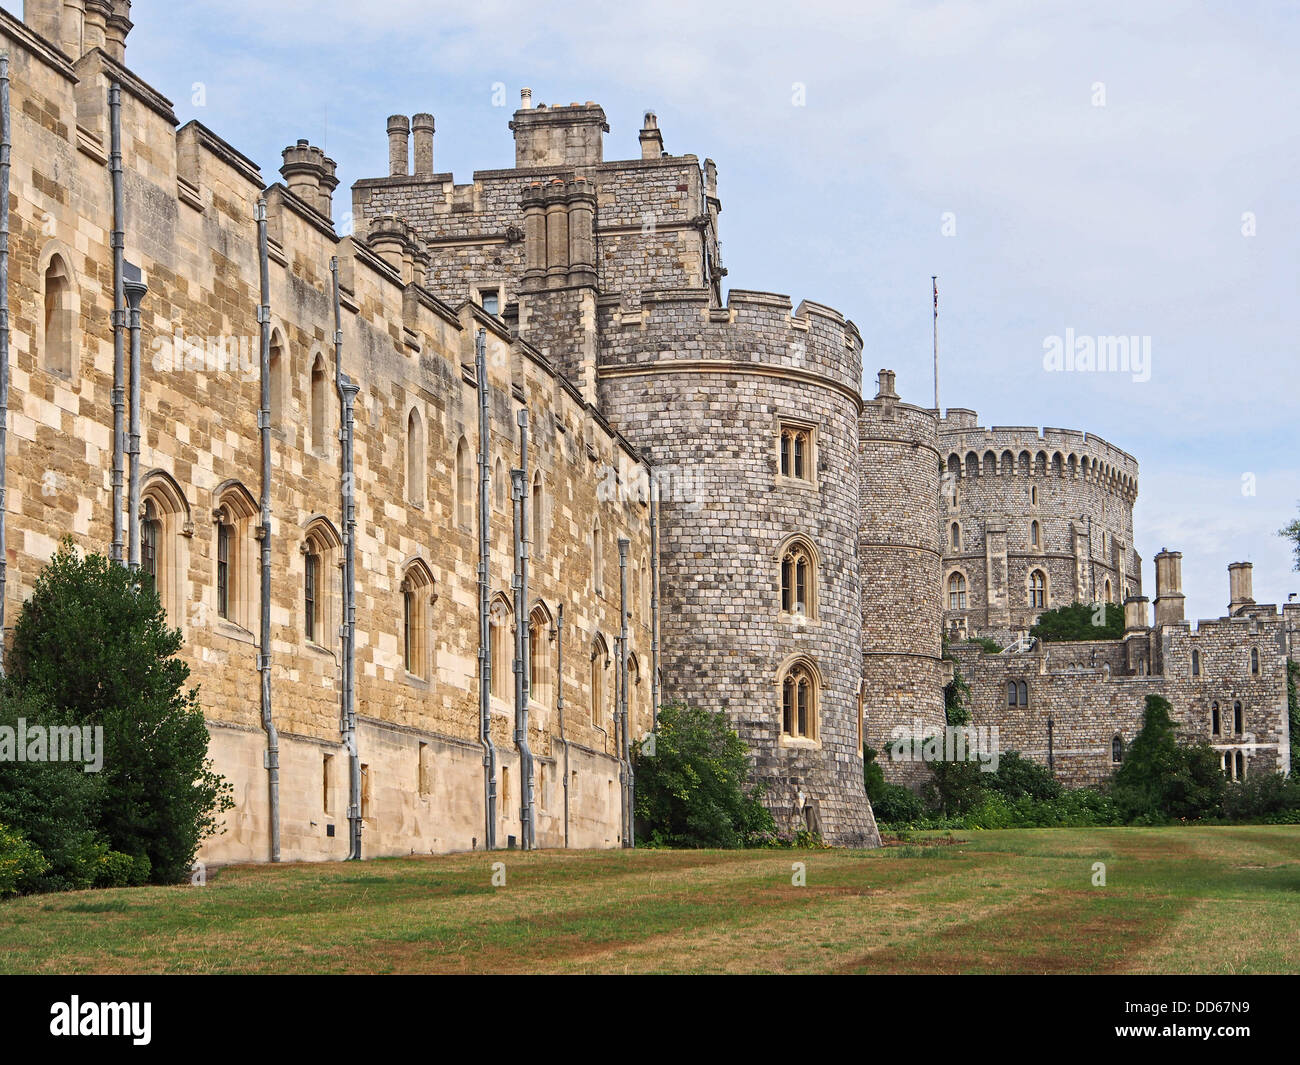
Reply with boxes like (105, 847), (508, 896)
(1, 10), (653, 864)
(858, 375), (945, 785)
(949, 604), (1291, 788)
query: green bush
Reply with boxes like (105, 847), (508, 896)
(984, 750), (1062, 803)
(965, 637), (1003, 654)
(8, 541), (232, 883)
(0, 822), (49, 898)
(0, 686), (108, 893)
(1220, 772), (1300, 822)
(1030, 602), (1124, 642)
(921, 758), (987, 817)
(634, 701), (774, 848)
(872, 782), (925, 824)
(1110, 694), (1225, 822)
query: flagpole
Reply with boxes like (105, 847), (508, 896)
(932, 275), (939, 411)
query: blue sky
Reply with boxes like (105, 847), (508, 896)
(123, 0), (1300, 623)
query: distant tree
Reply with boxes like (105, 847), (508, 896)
(1110, 694), (1225, 822)
(1280, 509), (1300, 572)
(8, 541), (231, 883)
(634, 702), (773, 848)
(1030, 602), (1124, 642)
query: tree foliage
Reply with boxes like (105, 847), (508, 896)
(1029, 601), (1124, 642)
(7, 541), (231, 884)
(634, 702), (773, 848)
(1110, 694), (1225, 822)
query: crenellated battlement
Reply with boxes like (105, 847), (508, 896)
(938, 412), (1138, 502)
(595, 287), (863, 398)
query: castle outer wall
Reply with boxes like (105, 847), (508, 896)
(1, 9), (653, 863)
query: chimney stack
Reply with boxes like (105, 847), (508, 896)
(639, 111), (664, 159)
(1153, 549), (1185, 626)
(875, 369), (899, 400)
(387, 114), (410, 177)
(1124, 594), (1150, 632)
(281, 139), (323, 207)
(520, 87), (533, 110)
(411, 113), (435, 175)
(1228, 561), (1254, 616)
(105, 0), (132, 62)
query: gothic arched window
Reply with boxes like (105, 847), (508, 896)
(948, 572), (967, 611)
(780, 659), (818, 740)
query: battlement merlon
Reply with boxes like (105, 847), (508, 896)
(594, 288), (863, 400)
(937, 412), (1138, 499)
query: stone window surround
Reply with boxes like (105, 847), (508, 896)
(775, 417), (818, 487)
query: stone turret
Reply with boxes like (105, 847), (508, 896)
(25, 0), (132, 62)
(280, 140), (338, 219)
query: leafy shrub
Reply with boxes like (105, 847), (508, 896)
(1220, 772), (1300, 822)
(0, 686), (107, 893)
(922, 758), (987, 816)
(1110, 694), (1225, 822)
(8, 541), (232, 883)
(872, 782), (925, 825)
(634, 701), (774, 848)
(1030, 601), (1124, 642)
(984, 750), (1062, 802)
(0, 822), (49, 898)
(965, 637), (1003, 654)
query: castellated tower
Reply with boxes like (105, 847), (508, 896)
(596, 293), (878, 846)
(355, 100), (875, 844)
(858, 371), (945, 784)
(937, 414), (1140, 644)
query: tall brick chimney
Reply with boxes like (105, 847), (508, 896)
(1153, 549), (1185, 626)
(639, 111), (664, 159)
(1228, 561), (1254, 616)
(387, 115), (410, 177)
(412, 113), (435, 175)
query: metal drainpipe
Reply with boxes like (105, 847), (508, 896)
(650, 476), (660, 731)
(256, 199), (280, 862)
(556, 603), (569, 848)
(331, 257), (362, 861)
(511, 409), (536, 850)
(476, 328), (497, 850)
(618, 537), (632, 847)
(109, 82), (125, 566)
(124, 269), (145, 569)
(0, 57), (10, 675)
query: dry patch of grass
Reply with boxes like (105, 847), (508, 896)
(1, 826), (1296, 974)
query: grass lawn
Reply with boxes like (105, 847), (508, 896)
(2, 825), (1297, 974)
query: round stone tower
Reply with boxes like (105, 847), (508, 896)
(858, 370), (945, 785)
(596, 289), (878, 845)
(937, 413), (1140, 645)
